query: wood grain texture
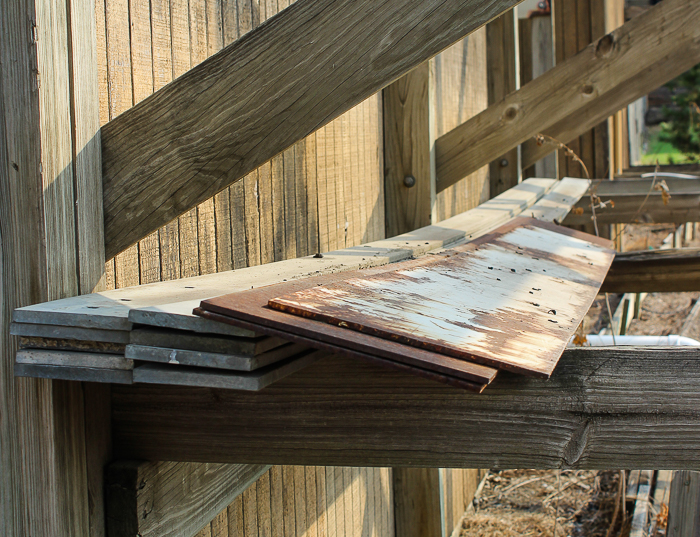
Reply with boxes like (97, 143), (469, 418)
(1, 0), (90, 533)
(562, 177), (700, 226)
(69, 0), (106, 293)
(668, 471), (700, 537)
(101, 0), (522, 258)
(434, 30), (489, 220)
(436, 0), (700, 190)
(105, 460), (269, 537)
(15, 179), (559, 331)
(601, 248), (700, 293)
(112, 346), (700, 469)
(393, 469), (441, 537)
(383, 61), (437, 237)
(486, 9), (519, 196)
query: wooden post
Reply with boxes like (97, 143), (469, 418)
(383, 61), (437, 237)
(487, 8), (520, 197)
(1, 0), (105, 533)
(668, 471), (700, 536)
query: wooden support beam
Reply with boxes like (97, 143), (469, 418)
(486, 9), (520, 196)
(112, 347), (700, 469)
(383, 61), (437, 237)
(434, 0), (700, 192)
(601, 248), (700, 294)
(562, 178), (700, 227)
(101, 0), (522, 259)
(105, 461), (268, 537)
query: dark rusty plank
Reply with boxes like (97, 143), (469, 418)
(197, 255), (499, 386)
(194, 308), (488, 393)
(202, 218), (614, 378)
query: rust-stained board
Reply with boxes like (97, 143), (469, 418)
(199, 218), (614, 380)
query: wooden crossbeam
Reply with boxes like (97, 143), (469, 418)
(101, 0), (522, 259)
(601, 248), (700, 294)
(434, 0), (700, 192)
(112, 347), (700, 469)
(562, 177), (700, 226)
(106, 461), (268, 537)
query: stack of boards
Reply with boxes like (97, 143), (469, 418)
(12, 298), (322, 391)
(196, 218), (616, 393)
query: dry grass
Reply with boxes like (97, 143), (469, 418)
(460, 470), (624, 537)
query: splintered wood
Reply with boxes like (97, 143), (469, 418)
(200, 218), (614, 382)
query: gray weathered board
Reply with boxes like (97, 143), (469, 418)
(125, 342), (307, 371)
(10, 322), (130, 344)
(128, 300), (258, 337)
(130, 328), (287, 355)
(266, 218), (614, 377)
(10, 179), (559, 331)
(15, 349), (133, 384)
(132, 350), (324, 391)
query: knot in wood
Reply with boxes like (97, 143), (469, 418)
(595, 34), (614, 58)
(503, 106), (519, 122)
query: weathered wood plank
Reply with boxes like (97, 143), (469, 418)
(105, 461), (268, 537)
(562, 178), (700, 226)
(668, 471), (700, 537)
(15, 179), (557, 331)
(435, 0), (700, 191)
(393, 469), (441, 537)
(132, 350), (322, 391)
(124, 341), (305, 371)
(383, 61), (437, 237)
(113, 347), (700, 469)
(486, 9), (519, 196)
(101, 0), (524, 258)
(601, 248), (700, 294)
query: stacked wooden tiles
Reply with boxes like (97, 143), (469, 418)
(12, 298), (321, 391)
(11, 178), (593, 392)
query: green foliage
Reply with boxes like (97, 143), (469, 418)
(659, 63), (700, 160)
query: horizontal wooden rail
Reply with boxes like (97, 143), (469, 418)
(106, 461), (268, 537)
(434, 0), (700, 192)
(112, 347), (700, 469)
(101, 0), (521, 259)
(601, 248), (700, 293)
(562, 177), (700, 226)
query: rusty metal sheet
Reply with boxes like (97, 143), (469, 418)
(265, 218), (614, 378)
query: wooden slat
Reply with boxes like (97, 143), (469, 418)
(486, 9), (519, 197)
(435, 0), (700, 191)
(601, 248), (700, 294)
(668, 471), (700, 536)
(393, 469), (442, 537)
(131, 350), (322, 392)
(383, 61), (437, 237)
(112, 346), (700, 468)
(15, 178), (558, 331)
(629, 470), (652, 537)
(106, 0), (141, 287)
(105, 461), (268, 537)
(101, 0), (524, 258)
(562, 177), (700, 226)
(70, 0), (106, 293)
(125, 342), (306, 371)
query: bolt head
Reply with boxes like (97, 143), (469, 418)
(403, 175), (416, 188)
(500, 159), (509, 167)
